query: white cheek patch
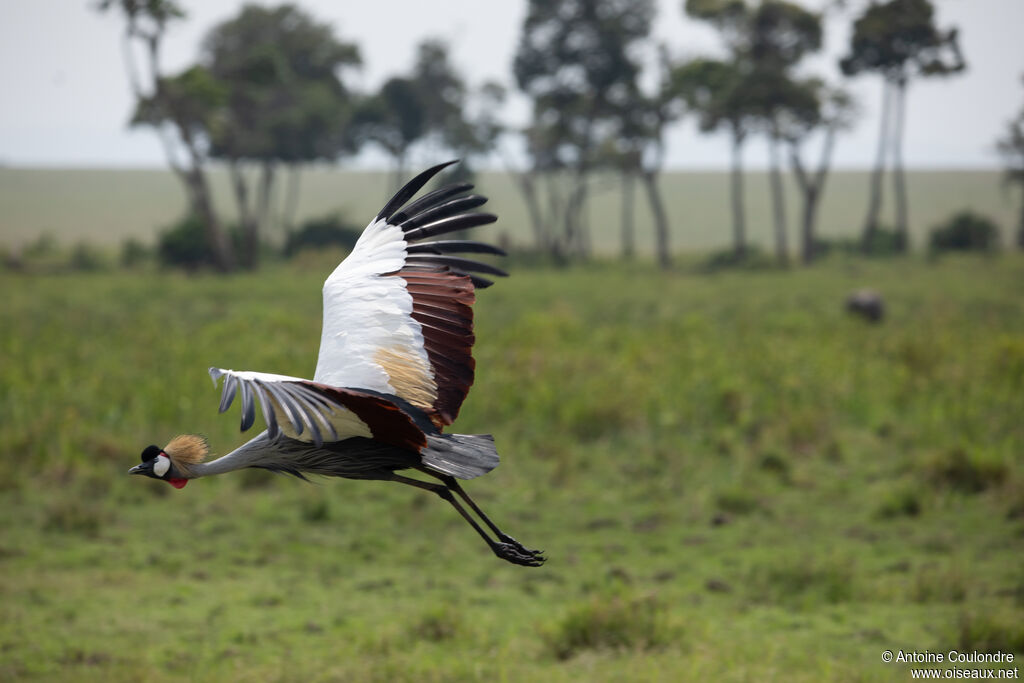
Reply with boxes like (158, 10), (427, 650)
(153, 454), (170, 478)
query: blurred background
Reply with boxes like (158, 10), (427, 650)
(1, 1), (1022, 680)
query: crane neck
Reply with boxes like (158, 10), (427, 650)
(188, 431), (274, 478)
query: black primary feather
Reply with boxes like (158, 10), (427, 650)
(390, 182), (474, 225)
(376, 160), (458, 222)
(404, 213), (498, 243)
(398, 195), (488, 232)
(406, 240), (506, 256)
(404, 254), (508, 277)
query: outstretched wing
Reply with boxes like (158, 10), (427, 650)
(313, 160), (506, 428)
(209, 367), (429, 451)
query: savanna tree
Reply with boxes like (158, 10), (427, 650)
(996, 79), (1024, 249)
(354, 77), (428, 193)
(780, 80), (857, 263)
(839, 0), (965, 251)
(513, 0), (654, 259)
(203, 4), (362, 267)
(99, 0), (234, 271)
(671, 57), (757, 257)
(683, 0), (822, 265)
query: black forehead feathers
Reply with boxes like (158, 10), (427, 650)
(140, 445), (162, 463)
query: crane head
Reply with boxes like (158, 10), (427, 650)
(129, 435), (209, 489)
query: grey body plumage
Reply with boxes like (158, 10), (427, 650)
(193, 430), (499, 483)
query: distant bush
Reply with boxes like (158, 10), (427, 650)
(929, 210), (1001, 252)
(746, 556), (854, 607)
(157, 214), (215, 270)
(408, 606), (463, 643)
(69, 241), (105, 272)
(863, 226), (906, 256)
(156, 215), (256, 270)
(23, 233), (58, 260)
(283, 213), (362, 257)
(120, 238), (151, 268)
(544, 594), (669, 660)
(810, 236), (862, 258)
(911, 565), (967, 603)
(701, 245), (774, 271)
(874, 485), (922, 520)
(922, 447), (1007, 494)
(955, 609), (1024, 653)
(43, 497), (106, 537)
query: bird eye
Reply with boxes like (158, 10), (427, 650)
(153, 455), (170, 478)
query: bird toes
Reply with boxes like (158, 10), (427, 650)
(498, 533), (544, 558)
(493, 542), (546, 567)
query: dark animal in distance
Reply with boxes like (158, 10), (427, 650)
(846, 289), (885, 323)
(130, 161), (545, 567)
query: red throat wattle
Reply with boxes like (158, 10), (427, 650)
(167, 478), (188, 489)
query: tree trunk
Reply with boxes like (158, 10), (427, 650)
(229, 161), (254, 262)
(730, 131), (747, 257)
(545, 173), (567, 260)
(246, 162), (275, 269)
(768, 133), (789, 266)
(392, 149), (407, 196)
(186, 168), (233, 272)
(641, 169), (671, 269)
(1018, 182), (1024, 249)
(790, 121), (838, 265)
(891, 78), (909, 252)
(177, 124), (233, 272)
(282, 163), (302, 235)
(801, 186), (822, 265)
(620, 170), (636, 259)
(566, 170), (590, 259)
(510, 169), (548, 251)
(863, 79), (892, 252)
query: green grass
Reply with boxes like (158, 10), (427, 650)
(0, 167), (1016, 255)
(1, 253), (1023, 680)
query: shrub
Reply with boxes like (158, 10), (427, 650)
(746, 556), (854, 607)
(863, 226), (906, 256)
(157, 214), (215, 270)
(69, 241), (104, 272)
(408, 606), (463, 643)
(911, 565), (967, 603)
(544, 594), (669, 660)
(43, 498), (105, 537)
(922, 448), (1007, 494)
(24, 233), (58, 260)
(120, 238), (151, 268)
(955, 609), (1024, 653)
(715, 488), (762, 516)
(701, 246), (774, 272)
(874, 485), (922, 520)
(283, 213), (362, 257)
(929, 211), (1001, 252)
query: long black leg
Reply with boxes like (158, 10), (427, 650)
(388, 473), (544, 567)
(417, 468), (544, 560)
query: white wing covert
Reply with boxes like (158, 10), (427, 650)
(311, 161), (507, 428)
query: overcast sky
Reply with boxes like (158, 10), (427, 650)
(1, 0), (1022, 170)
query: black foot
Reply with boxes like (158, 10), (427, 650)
(493, 541), (546, 567)
(497, 532), (544, 558)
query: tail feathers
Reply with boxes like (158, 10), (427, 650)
(422, 434), (500, 480)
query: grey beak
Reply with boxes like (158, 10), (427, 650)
(128, 464), (144, 475)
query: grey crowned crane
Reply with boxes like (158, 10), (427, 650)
(130, 161), (544, 567)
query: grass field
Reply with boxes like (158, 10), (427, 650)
(0, 166), (1017, 255)
(1, 252), (1022, 681)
